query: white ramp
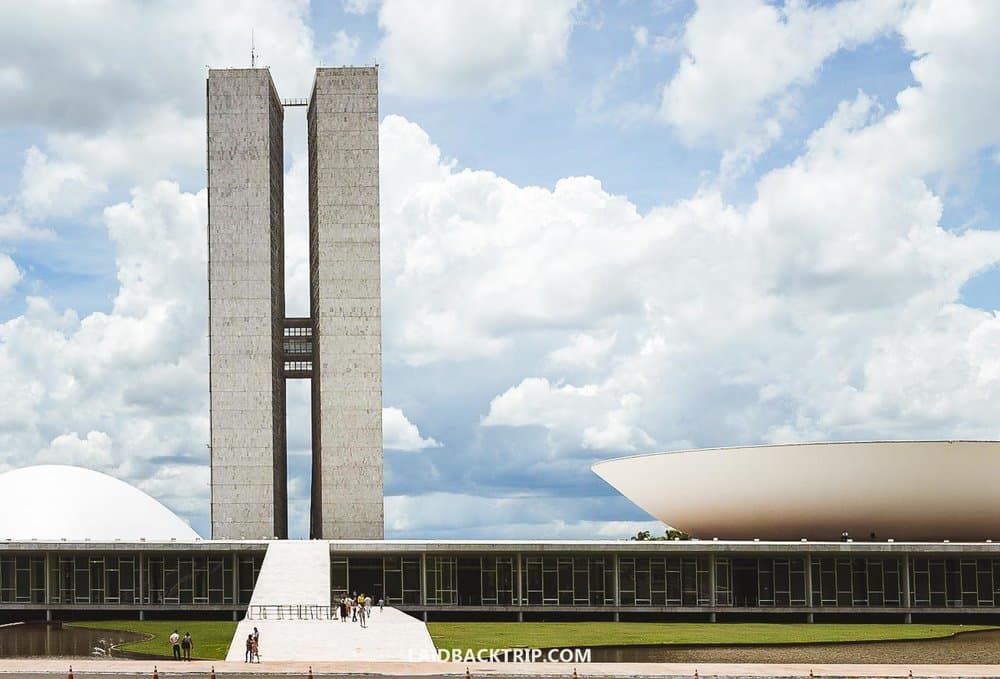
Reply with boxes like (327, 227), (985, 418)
(226, 541), (438, 662)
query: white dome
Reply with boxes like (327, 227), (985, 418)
(0, 465), (200, 540)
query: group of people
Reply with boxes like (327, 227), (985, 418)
(337, 592), (382, 628)
(244, 626), (261, 663)
(168, 630), (194, 661)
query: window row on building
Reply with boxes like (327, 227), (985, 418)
(0, 553), (262, 606)
(326, 554), (1000, 610)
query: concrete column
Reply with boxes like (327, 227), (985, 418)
(902, 554), (912, 622)
(420, 553), (428, 606)
(46, 609), (52, 621)
(139, 610), (145, 621)
(613, 556), (620, 622)
(709, 554), (717, 608)
(232, 553), (239, 609)
(43, 552), (51, 606)
(805, 554), (813, 608)
(515, 553), (523, 608)
(138, 552), (144, 606)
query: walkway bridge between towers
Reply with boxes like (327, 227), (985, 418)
(225, 541), (438, 662)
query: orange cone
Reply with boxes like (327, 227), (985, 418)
(210, 666), (216, 679)
(152, 666), (159, 679)
(694, 670), (699, 678)
(67, 666), (73, 679)
(573, 669), (578, 679)
(465, 667), (472, 679)
(308, 665), (314, 678)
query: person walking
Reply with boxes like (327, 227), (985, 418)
(340, 595), (348, 622)
(169, 629), (181, 661)
(351, 596), (358, 622)
(181, 632), (193, 661)
(358, 600), (367, 628)
(244, 634), (253, 663)
(252, 627), (260, 663)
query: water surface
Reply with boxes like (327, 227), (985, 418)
(0, 623), (145, 658)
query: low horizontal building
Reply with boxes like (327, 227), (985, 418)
(4, 539), (1000, 623)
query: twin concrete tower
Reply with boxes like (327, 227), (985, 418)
(207, 68), (383, 540)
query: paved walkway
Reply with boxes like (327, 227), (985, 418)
(224, 541), (436, 662)
(3, 659), (1000, 676)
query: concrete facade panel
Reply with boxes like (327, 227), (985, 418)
(208, 69), (287, 540)
(308, 67), (384, 539)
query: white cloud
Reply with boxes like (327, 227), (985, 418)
(20, 146), (107, 219)
(377, 0), (579, 96)
(343, 0), (377, 15)
(0, 253), (20, 296)
(377, 0), (1000, 460)
(0, 182), (210, 527)
(329, 29), (361, 65)
(1, 0), (999, 542)
(0, 1), (316, 132)
(548, 331), (617, 369)
(660, 0), (906, 166)
(383, 407), (441, 451)
(386, 491), (663, 539)
(483, 378), (654, 452)
(39, 431), (115, 467)
(0, 212), (53, 241)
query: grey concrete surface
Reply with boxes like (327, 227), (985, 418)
(207, 68), (288, 540)
(307, 67), (384, 539)
(3, 659), (1000, 677)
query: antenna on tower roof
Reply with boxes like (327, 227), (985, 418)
(251, 29), (256, 68)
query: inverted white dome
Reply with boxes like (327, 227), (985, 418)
(593, 440), (1000, 541)
(0, 465), (199, 540)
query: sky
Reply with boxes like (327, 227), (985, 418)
(1, 0), (1000, 540)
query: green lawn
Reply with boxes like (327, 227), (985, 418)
(69, 620), (237, 660)
(427, 622), (997, 652)
(69, 620), (998, 659)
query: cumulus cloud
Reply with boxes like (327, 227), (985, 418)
(660, 0), (906, 170)
(483, 378), (654, 452)
(383, 407), (442, 451)
(2, 0), (1000, 542)
(377, 0), (1000, 464)
(329, 29), (361, 65)
(0, 253), (20, 296)
(0, 1), (316, 132)
(20, 147), (107, 219)
(343, 0), (377, 15)
(0, 182), (209, 528)
(38, 431), (115, 467)
(377, 0), (579, 96)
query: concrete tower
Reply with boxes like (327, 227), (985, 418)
(308, 68), (383, 539)
(207, 69), (288, 539)
(207, 67), (382, 540)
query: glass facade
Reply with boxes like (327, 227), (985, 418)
(0, 556), (45, 604)
(910, 558), (1000, 608)
(0, 552), (262, 606)
(9, 548), (1000, 613)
